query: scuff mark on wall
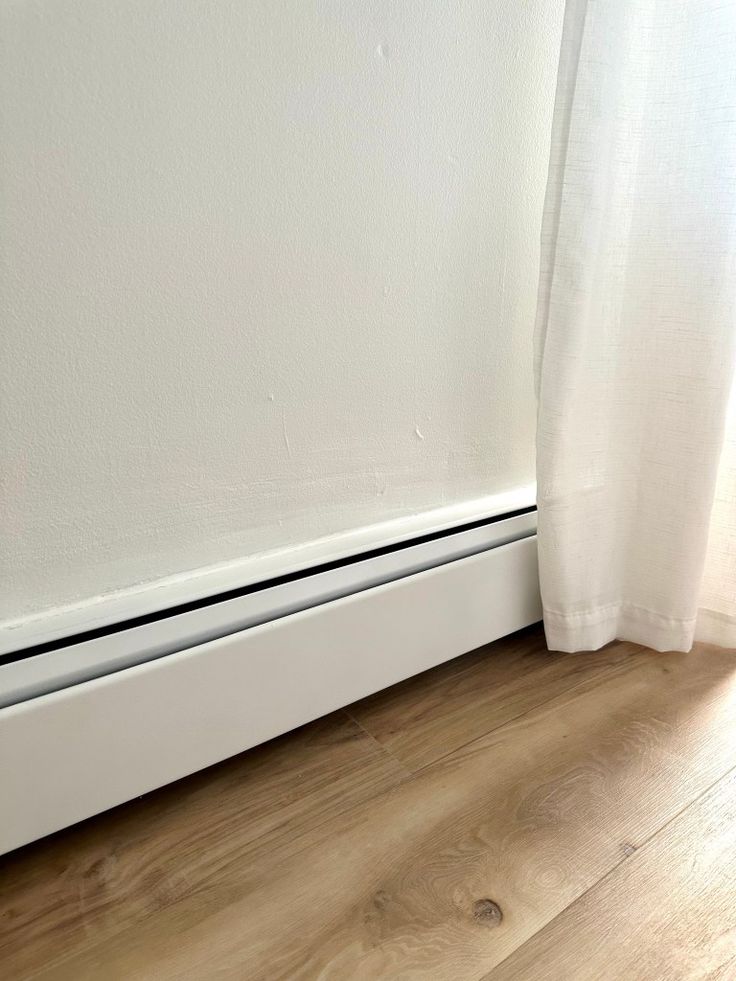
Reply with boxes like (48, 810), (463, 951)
(281, 410), (293, 459)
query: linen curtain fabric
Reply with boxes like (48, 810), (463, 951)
(536, 0), (736, 652)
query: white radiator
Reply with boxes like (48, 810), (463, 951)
(0, 505), (540, 855)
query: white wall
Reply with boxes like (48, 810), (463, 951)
(1, 0), (563, 638)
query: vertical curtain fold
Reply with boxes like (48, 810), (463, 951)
(536, 0), (736, 652)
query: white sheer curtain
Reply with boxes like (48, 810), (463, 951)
(536, 0), (736, 652)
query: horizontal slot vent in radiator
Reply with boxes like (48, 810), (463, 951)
(0, 507), (535, 708)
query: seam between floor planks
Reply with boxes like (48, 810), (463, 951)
(486, 762), (736, 980)
(340, 708), (412, 773)
(405, 646), (649, 777)
(486, 756), (736, 980)
(346, 628), (644, 771)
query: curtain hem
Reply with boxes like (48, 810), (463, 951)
(543, 604), (696, 653)
(544, 604), (736, 653)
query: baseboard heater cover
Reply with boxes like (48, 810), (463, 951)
(0, 519), (540, 855)
(0, 508), (536, 708)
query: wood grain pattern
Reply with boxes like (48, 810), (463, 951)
(489, 767), (736, 980)
(0, 712), (408, 979)
(21, 636), (736, 981)
(348, 624), (635, 769)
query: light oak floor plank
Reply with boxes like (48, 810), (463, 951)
(0, 712), (409, 979)
(347, 625), (634, 770)
(488, 766), (736, 981)
(24, 636), (736, 980)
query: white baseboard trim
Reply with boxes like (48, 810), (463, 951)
(0, 533), (540, 855)
(0, 485), (536, 655)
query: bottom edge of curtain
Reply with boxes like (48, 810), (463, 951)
(543, 604), (736, 654)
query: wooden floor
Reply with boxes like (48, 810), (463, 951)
(3, 624), (736, 979)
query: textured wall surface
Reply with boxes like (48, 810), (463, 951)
(1, 0), (564, 626)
